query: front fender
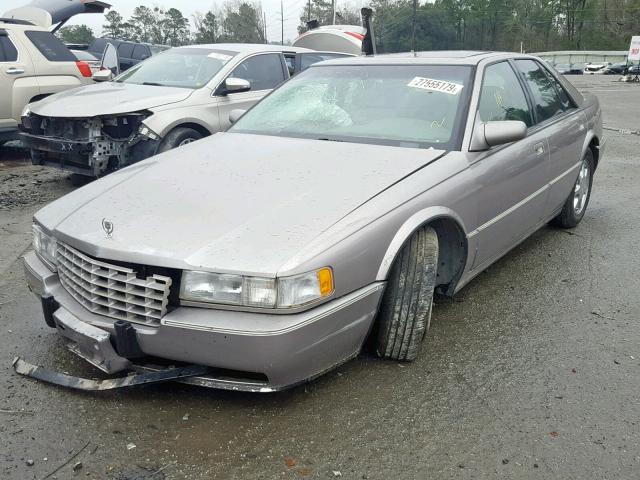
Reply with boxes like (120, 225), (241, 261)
(376, 206), (468, 281)
(143, 106), (219, 139)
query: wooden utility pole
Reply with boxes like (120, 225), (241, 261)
(411, 0), (417, 51)
(308, 0), (312, 22)
(331, 0), (336, 24)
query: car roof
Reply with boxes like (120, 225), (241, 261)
(318, 51), (529, 66)
(178, 43), (313, 54)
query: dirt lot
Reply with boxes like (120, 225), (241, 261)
(1, 75), (639, 479)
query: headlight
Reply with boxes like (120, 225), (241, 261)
(21, 105), (31, 118)
(32, 224), (57, 268)
(180, 267), (334, 309)
(139, 125), (160, 141)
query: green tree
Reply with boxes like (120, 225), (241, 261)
(102, 10), (125, 39)
(194, 11), (220, 44)
(57, 25), (95, 44)
(129, 6), (156, 43)
(219, 1), (265, 43)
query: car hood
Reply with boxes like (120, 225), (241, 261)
(29, 82), (194, 118)
(35, 133), (445, 276)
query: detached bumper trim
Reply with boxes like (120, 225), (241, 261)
(13, 357), (208, 391)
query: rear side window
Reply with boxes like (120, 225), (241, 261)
(478, 61), (533, 127)
(0, 32), (18, 62)
(118, 42), (135, 59)
(515, 59), (565, 123)
(25, 31), (75, 62)
(132, 45), (150, 61)
(230, 53), (286, 91)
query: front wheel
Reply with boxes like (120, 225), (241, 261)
(157, 127), (203, 153)
(553, 149), (595, 228)
(375, 226), (439, 361)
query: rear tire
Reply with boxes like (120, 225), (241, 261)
(553, 149), (594, 228)
(375, 226), (439, 361)
(157, 127), (203, 153)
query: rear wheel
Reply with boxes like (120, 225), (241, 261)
(157, 127), (203, 153)
(375, 226), (439, 361)
(553, 149), (594, 228)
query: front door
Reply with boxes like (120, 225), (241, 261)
(0, 29), (33, 129)
(469, 60), (551, 269)
(217, 53), (288, 131)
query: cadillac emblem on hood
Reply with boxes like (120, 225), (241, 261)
(102, 218), (114, 238)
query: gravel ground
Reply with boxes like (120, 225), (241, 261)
(0, 75), (639, 480)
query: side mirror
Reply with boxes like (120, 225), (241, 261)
(470, 120), (527, 151)
(223, 77), (251, 95)
(92, 69), (113, 82)
(229, 109), (247, 124)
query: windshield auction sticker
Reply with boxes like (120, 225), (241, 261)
(208, 52), (233, 62)
(408, 77), (464, 95)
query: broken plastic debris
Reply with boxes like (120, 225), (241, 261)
(126, 443), (136, 450)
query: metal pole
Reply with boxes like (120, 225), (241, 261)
(281, 0), (284, 45)
(263, 11), (267, 43)
(308, 0), (311, 22)
(411, 0), (417, 51)
(332, 0), (336, 25)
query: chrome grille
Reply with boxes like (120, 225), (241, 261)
(56, 243), (172, 325)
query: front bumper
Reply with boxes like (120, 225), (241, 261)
(24, 251), (384, 392)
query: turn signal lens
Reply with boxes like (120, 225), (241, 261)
(317, 268), (334, 297)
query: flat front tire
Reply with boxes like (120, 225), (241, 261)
(553, 149), (595, 228)
(375, 226), (439, 361)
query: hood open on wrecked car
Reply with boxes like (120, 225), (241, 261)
(3, 0), (111, 29)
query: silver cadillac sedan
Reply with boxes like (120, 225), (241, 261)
(19, 51), (604, 392)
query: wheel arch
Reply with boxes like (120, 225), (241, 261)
(166, 122), (212, 139)
(582, 131), (600, 170)
(376, 207), (469, 297)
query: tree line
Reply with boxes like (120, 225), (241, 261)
(58, 0), (640, 52)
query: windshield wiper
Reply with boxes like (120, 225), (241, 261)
(142, 82), (164, 87)
(317, 137), (344, 142)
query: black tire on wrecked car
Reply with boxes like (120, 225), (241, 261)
(553, 148), (595, 228)
(375, 226), (439, 361)
(157, 127), (204, 153)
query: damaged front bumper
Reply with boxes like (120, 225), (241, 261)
(22, 251), (384, 392)
(20, 113), (159, 177)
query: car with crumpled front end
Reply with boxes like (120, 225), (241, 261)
(19, 43), (349, 181)
(20, 51), (604, 392)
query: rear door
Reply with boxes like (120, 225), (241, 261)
(117, 42), (135, 71)
(217, 52), (288, 130)
(132, 44), (151, 65)
(0, 28), (35, 128)
(470, 60), (551, 269)
(513, 59), (587, 216)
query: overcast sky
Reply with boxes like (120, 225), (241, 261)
(0, 0), (318, 43)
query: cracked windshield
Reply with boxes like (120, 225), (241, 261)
(231, 65), (472, 148)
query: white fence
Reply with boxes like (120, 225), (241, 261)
(535, 50), (628, 65)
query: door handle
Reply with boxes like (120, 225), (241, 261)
(6, 67), (25, 75)
(534, 142), (545, 156)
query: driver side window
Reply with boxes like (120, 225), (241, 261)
(478, 62), (533, 127)
(230, 53), (286, 91)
